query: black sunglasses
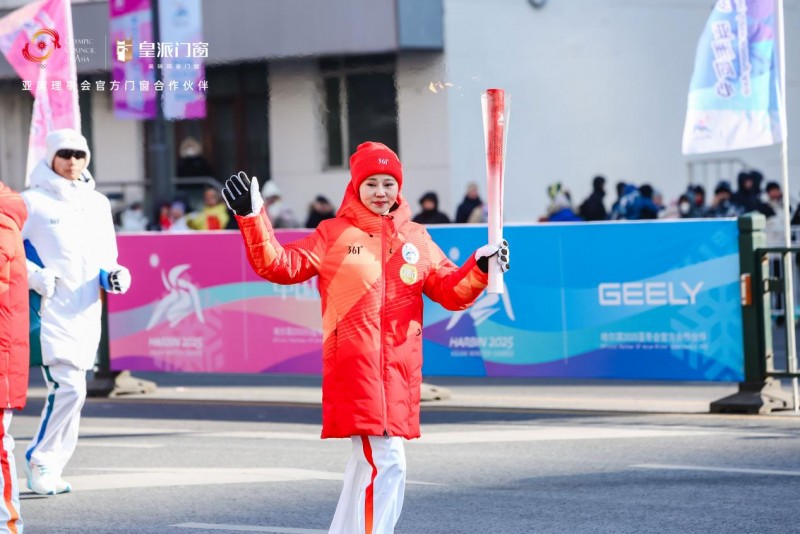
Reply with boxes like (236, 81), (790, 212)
(55, 149), (87, 160)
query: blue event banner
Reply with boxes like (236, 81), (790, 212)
(682, 0), (782, 154)
(422, 220), (744, 381)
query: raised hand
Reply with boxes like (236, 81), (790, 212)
(221, 171), (264, 217)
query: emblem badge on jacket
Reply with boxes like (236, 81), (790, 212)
(399, 264), (418, 285)
(401, 242), (419, 264)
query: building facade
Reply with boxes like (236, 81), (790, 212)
(0, 0), (798, 221)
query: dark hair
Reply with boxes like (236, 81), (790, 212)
(766, 181), (781, 193)
(714, 180), (732, 194)
(419, 191), (439, 205)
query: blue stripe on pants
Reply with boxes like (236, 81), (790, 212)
(26, 366), (59, 463)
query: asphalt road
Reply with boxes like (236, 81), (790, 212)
(13, 398), (800, 534)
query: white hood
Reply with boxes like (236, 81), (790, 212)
(29, 159), (95, 200)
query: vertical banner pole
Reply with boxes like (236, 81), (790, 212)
(774, 0), (798, 412)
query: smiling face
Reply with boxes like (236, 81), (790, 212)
(52, 149), (87, 181)
(359, 174), (399, 215)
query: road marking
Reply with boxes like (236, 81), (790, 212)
(414, 426), (718, 444)
(20, 467), (440, 492)
(79, 425), (192, 436)
(197, 426), (786, 445)
(198, 431), (320, 441)
(172, 524), (326, 533)
(78, 441), (164, 449)
(632, 464), (800, 477)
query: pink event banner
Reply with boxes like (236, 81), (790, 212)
(108, 230), (323, 374)
(109, 0), (156, 119)
(158, 0), (206, 119)
(0, 0), (81, 179)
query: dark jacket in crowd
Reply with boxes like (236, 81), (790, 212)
(578, 176), (607, 221)
(305, 195), (336, 228)
(731, 171), (775, 217)
(413, 192), (451, 225)
(611, 184), (661, 220)
(455, 194), (482, 224)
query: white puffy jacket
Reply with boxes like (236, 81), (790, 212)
(21, 161), (122, 370)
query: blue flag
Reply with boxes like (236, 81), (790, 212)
(682, 0), (783, 154)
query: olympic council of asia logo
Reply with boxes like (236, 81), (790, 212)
(22, 27), (61, 66)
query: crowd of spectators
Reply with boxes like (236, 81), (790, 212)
(114, 169), (791, 235)
(540, 170), (789, 236)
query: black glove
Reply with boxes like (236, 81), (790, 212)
(475, 239), (510, 274)
(222, 171), (263, 217)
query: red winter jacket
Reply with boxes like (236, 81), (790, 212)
(238, 187), (487, 439)
(0, 183), (29, 410)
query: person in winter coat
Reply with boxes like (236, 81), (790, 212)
(0, 181), (29, 531)
(454, 182), (483, 223)
(543, 182), (583, 222)
(187, 187), (230, 230)
(222, 142), (510, 534)
(412, 191), (451, 224)
(705, 180), (740, 218)
(21, 129), (132, 496)
(305, 195), (336, 229)
(260, 180), (300, 229)
(610, 183), (663, 220)
(578, 175), (608, 221)
(731, 170), (775, 217)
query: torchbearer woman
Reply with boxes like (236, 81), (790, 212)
(222, 142), (509, 534)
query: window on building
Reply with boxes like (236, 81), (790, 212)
(173, 62), (269, 184)
(320, 55), (398, 167)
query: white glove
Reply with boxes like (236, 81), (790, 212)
(28, 268), (58, 298)
(474, 239), (510, 274)
(106, 267), (132, 294)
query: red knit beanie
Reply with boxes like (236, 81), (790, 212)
(349, 142), (403, 191)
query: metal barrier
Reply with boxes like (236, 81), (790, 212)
(711, 214), (799, 413)
(686, 157), (749, 192)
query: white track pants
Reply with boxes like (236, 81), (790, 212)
(25, 363), (86, 474)
(0, 410), (22, 533)
(329, 435), (406, 534)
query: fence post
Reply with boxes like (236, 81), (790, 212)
(710, 213), (790, 413)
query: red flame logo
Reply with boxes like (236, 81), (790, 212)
(22, 28), (61, 63)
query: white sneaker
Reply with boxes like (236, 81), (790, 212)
(54, 477), (72, 494)
(26, 463), (57, 495)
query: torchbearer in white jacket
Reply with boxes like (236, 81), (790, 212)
(21, 129), (132, 496)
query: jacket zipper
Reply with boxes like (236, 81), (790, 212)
(5, 252), (12, 407)
(4, 346), (9, 408)
(379, 217), (388, 436)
